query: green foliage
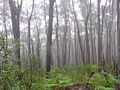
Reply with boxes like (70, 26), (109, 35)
(90, 74), (106, 86)
(0, 61), (24, 90)
(2, 35), (118, 90)
(0, 37), (5, 48)
(1, 59), (120, 90)
(95, 86), (115, 90)
(32, 67), (72, 90)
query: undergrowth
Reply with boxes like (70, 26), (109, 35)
(0, 62), (120, 90)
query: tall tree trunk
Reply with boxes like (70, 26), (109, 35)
(101, 0), (107, 62)
(117, 0), (120, 66)
(9, 0), (23, 66)
(108, 0), (114, 64)
(74, 20), (78, 65)
(85, 12), (90, 64)
(27, 1), (34, 89)
(68, 21), (71, 65)
(63, 13), (68, 66)
(3, 0), (8, 56)
(106, 23), (109, 63)
(72, 0), (85, 65)
(27, 0), (34, 56)
(36, 23), (41, 64)
(88, 0), (92, 64)
(89, 0), (94, 64)
(46, 0), (55, 72)
(55, 1), (60, 67)
(44, 0), (47, 34)
(97, 0), (102, 66)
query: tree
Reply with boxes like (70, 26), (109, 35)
(72, 0), (85, 65)
(44, 0), (47, 34)
(117, 0), (120, 66)
(9, 0), (23, 66)
(84, 0), (90, 64)
(55, 1), (60, 67)
(46, 0), (55, 72)
(62, 0), (68, 66)
(27, 0), (34, 56)
(97, 0), (102, 66)
(2, 0), (8, 55)
(89, 0), (95, 64)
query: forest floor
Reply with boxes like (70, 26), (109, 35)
(0, 62), (120, 90)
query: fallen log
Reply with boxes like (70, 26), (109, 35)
(55, 83), (90, 90)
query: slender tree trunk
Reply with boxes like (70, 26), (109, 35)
(85, 13), (90, 64)
(44, 0), (47, 34)
(106, 23), (109, 63)
(62, 7), (68, 66)
(108, 0), (114, 64)
(27, 0), (34, 56)
(74, 20), (78, 65)
(36, 23), (41, 64)
(3, 1), (8, 57)
(72, 0), (85, 65)
(68, 21), (71, 65)
(55, 1), (60, 67)
(89, 0), (94, 64)
(46, 0), (55, 72)
(117, 0), (120, 66)
(27, 1), (34, 89)
(31, 39), (34, 55)
(101, 0), (107, 63)
(97, 0), (102, 66)
(28, 21), (31, 56)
